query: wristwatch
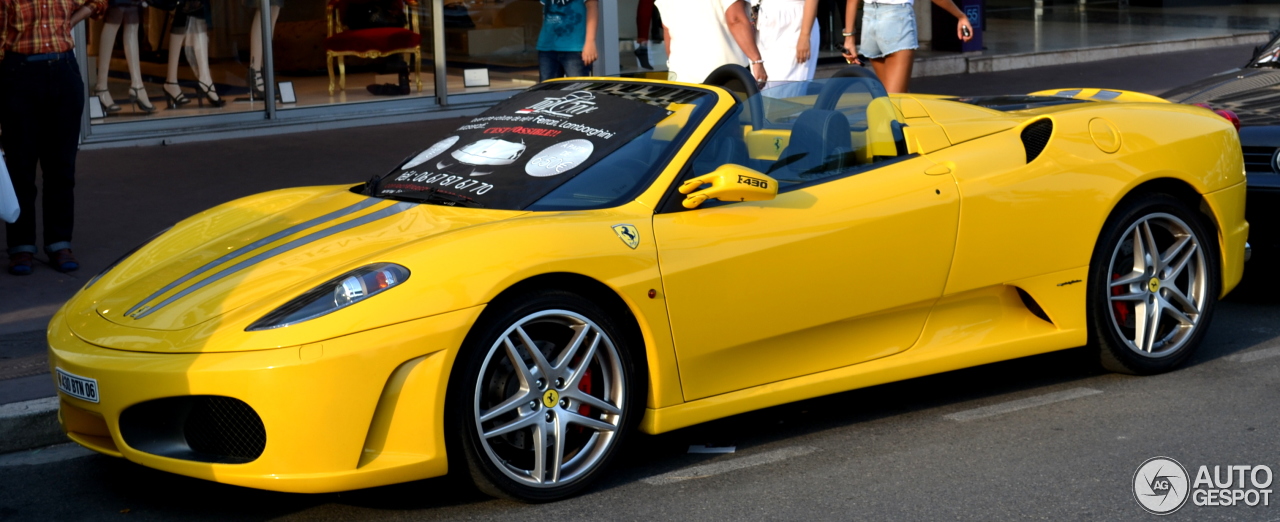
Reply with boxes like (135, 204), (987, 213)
(841, 29), (854, 37)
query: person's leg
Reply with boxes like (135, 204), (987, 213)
(121, 8), (154, 111)
(636, 0), (653, 44)
(878, 49), (913, 93)
(96, 8), (124, 110)
(164, 29), (187, 103)
(248, 5), (281, 96)
(633, 0), (655, 69)
(249, 6), (280, 70)
(869, 57), (887, 83)
(37, 58), (85, 270)
(188, 19), (218, 101)
(0, 61), (43, 265)
(538, 51), (565, 81)
(875, 3), (917, 93)
(561, 51), (589, 77)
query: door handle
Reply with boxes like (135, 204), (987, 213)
(924, 164), (952, 176)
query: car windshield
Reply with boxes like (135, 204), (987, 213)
(1251, 34), (1280, 68)
(366, 81), (714, 210)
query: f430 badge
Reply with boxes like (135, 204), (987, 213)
(612, 224), (640, 249)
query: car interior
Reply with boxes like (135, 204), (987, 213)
(693, 65), (910, 191)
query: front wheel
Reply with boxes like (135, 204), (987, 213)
(1089, 193), (1220, 375)
(449, 290), (645, 502)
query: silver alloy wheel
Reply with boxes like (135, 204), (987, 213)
(1106, 212), (1209, 358)
(473, 309), (626, 487)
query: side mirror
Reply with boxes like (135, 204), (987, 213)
(678, 164), (778, 209)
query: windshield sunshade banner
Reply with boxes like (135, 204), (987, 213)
(376, 88), (671, 209)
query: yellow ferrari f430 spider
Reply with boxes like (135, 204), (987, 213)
(49, 66), (1247, 501)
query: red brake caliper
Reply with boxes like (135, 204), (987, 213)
(575, 367), (593, 433)
(1111, 274), (1131, 324)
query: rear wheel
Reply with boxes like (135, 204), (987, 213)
(449, 290), (644, 502)
(1089, 194), (1219, 374)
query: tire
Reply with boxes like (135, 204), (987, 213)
(1088, 193), (1220, 375)
(446, 289), (646, 502)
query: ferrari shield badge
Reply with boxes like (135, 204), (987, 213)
(612, 224), (640, 249)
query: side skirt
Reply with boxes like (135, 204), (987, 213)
(639, 271), (1089, 434)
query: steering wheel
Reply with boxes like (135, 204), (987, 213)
(702, 64), (766, 131)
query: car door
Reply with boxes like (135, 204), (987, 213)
(652, 108), (961, 401)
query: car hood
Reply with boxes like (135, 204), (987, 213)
(79, 185), (525, 338)
(1162, 68), (1280, 127)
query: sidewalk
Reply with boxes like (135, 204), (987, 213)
(0, 42), (1266, 452)
(821, 3), (1277, 77)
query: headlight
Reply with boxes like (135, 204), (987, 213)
(246, 263), (410, 331)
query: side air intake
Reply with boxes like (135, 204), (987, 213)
(1021, 119), (1053, 163)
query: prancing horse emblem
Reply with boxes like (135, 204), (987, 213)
(612, 224), (640, 249)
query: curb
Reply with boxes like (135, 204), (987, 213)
(0, 397), (66, 454)
(819, 31), (1273, 79)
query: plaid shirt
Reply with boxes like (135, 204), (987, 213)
(0, 0), (105, 55)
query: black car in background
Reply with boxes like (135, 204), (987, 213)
(1164, 32), (1280, 285)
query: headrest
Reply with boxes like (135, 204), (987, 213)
(777, 109), (851, 175)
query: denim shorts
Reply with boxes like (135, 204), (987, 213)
(860, 3), (918, 59)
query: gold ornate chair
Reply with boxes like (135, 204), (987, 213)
(324, 0), (423, 95)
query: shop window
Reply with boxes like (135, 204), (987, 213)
(89, 1), (260, 123)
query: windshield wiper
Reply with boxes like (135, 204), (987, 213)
(385, 186), (485, 208)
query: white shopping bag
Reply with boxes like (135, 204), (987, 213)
(0, 153), (17, 224)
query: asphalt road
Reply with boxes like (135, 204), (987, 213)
(2, 44), (1278, 520)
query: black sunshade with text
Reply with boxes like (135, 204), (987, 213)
(373, 86), (672, 210)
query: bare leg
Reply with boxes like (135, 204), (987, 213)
(870, 57), (887, 87)
(878, 49), (915, 93)
(122, 22), (153, 109)
(249, 6), (281, 70)
(96, 20), (122, 108)
(165, 32), (184, 88)
(185, 19), (221, 103)
(249, 6), (281, 95)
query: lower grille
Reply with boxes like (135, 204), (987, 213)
(184, 397), (267, 462)
(120, 396), (266, 464)
(1243, 146), (1278, 174)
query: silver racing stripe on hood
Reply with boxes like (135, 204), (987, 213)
(123, 198), (385, 318)
(127, 201), (417, 321)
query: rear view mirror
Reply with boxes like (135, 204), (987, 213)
(679, 164), (778, 209)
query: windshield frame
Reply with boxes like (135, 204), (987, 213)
(655, 76), (909, 213)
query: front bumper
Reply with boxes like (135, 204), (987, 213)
(48, 305), (483, 493)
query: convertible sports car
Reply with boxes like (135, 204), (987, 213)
(49, 67), (1246, 502)
(1163, 31), (1279, 276)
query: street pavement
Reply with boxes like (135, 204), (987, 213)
(1, 43), (1278, 520)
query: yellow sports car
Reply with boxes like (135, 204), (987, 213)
(49, 66), (1247, 502)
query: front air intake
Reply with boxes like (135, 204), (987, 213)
(1021, 119), (1053, 163)
(120, 396), (266, 464)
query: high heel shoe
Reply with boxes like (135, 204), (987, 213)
(634, 44), (653, 70)
(195, 81), (226, 108)
(130, 87), (158, 114)
(163, 82), (192, 109)
(94, 89), (122, 114)
(247, 67), (266, 98)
